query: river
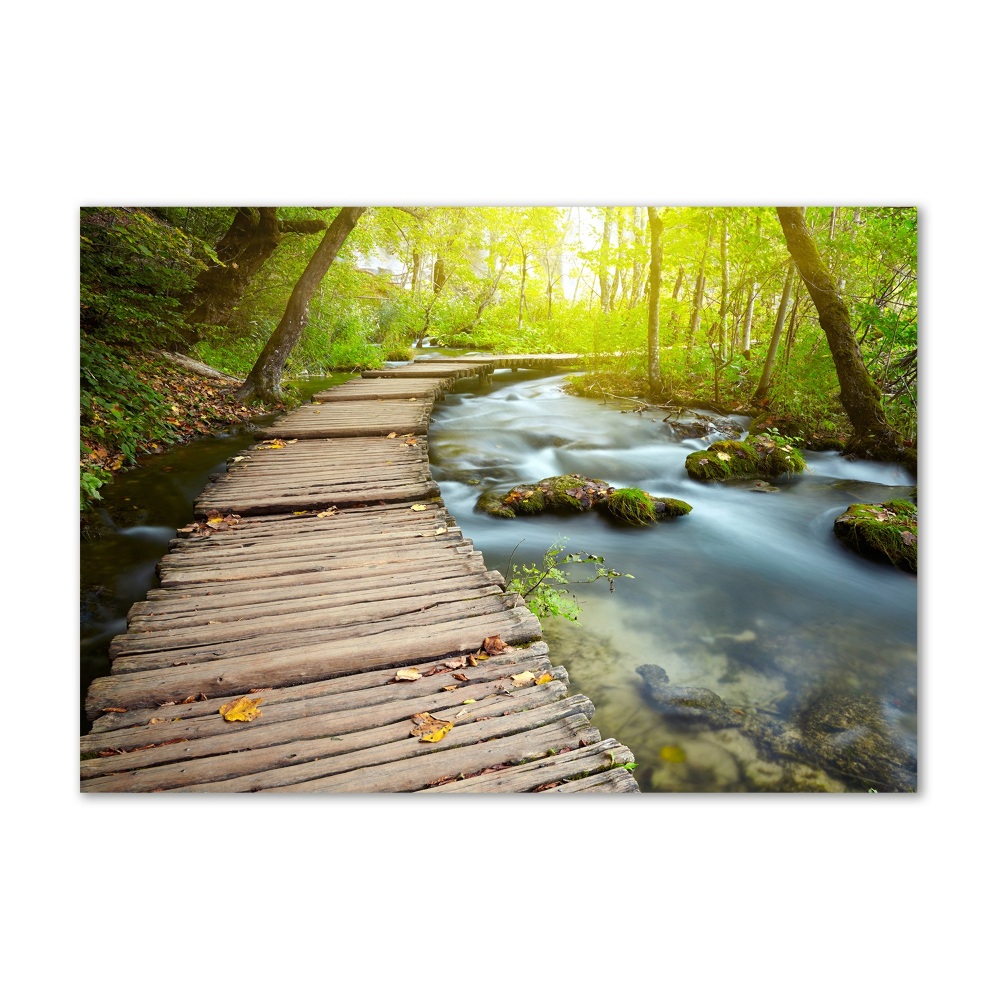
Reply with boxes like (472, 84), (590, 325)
(80, 364), (917, 792)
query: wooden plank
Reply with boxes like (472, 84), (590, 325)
(81, 680), (576, 789)
(86, 641), (555, 737)
(84, 605), (542, 717)
(82, 656), (568, 756)
(420, 738), (636, 792)
(174, 703), (600, 793)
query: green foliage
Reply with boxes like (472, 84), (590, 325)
(80, 208), (216, 350)
(79, 342), (181, 509)
(504, 538), (634, 625)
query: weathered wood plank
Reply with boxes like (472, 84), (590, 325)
(177, 704), (599, 793)
(81, 680), (575, 788)
(420, 737), (636, 792)
(86, 642), (554, 737)
(85, 605), (542, 716)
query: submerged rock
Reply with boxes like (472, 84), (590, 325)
(685, 434), (807, 482)
(636, 664), (739, 729)
(833, 499), (917, 573)
(664, 414), (745, 441)
(476, 474), (692, 523)
(636, 662), (916, 791)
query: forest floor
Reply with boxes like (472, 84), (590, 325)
(81, 351), (278, 504)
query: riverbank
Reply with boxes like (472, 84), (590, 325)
(80, 349), (278, 514)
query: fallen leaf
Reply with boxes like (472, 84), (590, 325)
(148, 718), (167, 725)
(510, 670), (535, 687)
(435, 526), (447, 534)
(483, 635), (509, 656)
(219, 696), (263, 722)
(316, 507), (340, 518)
(901, 530), (916, 546)
(411, 503), (427, 511)
(100, 707), (127, 713)
(699, 458), (710, 465)
(387, 431), (398, 439)
(462, 698), (477, 705)
(395, 667), (422, 682)
(535, 672), (554, 684)
(410, 712), (454, 742)
(716, 453), (731, 462)
(452, 672), (470, 682)
(442, 684), (459, 691)
(659, 745), (687, 763)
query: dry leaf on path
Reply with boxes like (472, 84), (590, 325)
(219, 696), (263, 722)
(395, 667), (422, 682)
(510, 671), (535, 687)
(410, 712), (454, 743)
(483, 635), (509, 656)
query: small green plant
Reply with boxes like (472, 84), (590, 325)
(504, 537), (634, 625)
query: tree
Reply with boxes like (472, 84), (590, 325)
(646, 208), (664, 397)
(183, 208), (329, 337)
(234, 207), (367, 405)
(775, 207), (913, 467)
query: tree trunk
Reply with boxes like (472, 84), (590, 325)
(598, 209), (612, 313)
(433, 256), (446, 294)
(719, 211), (729, 351)
(234, 207), (367, 405)
(518, 248), (529, 328)
(412, 250), (422, 295)
(775, 207), (910, 465)
(752, 260), (795, 404)
(646, 208), (663, 397)
(184, 208), (327, 336)
(741, 281), (758, 355)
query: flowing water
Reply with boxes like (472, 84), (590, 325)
(428, 366), (918, 793)
(80, 366), (917, 792)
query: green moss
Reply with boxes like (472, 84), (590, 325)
(833, 500), (917, 573)
(654, 497), (693, 518)
(478, 476), (693, 525)
(685, 435), (807, 482)
(605, 487), (657, 525)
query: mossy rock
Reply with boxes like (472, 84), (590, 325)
(476, 474), (691, 523)
(833, 499), (917, 573)
(685, 435), (807, 482)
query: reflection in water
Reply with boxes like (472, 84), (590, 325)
(429, 369), (918, 792)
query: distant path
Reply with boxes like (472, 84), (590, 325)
(80, 355), (639, 793)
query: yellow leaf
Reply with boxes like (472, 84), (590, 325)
(659, 745), (687, 763)
(292, 510), (310, 516)
(395, 667), (422, 681)
(411, 503), (427, 511)
(510, 670), (535, 687)
(387, 431), (398, 438)
(462, 699), (477, 705)
(410, 712), (453, 742)
(442, 684), (459, 691)
(219, 696), (263, 722)
(316, 507), (339, 518)
(535, 672), (554, 684)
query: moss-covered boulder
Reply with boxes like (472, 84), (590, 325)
(833, 499), (917, 573)
(685, 434), (807, 482)
(475, 474), (691, 524)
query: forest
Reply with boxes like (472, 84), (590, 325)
(79, 205), (917, 513)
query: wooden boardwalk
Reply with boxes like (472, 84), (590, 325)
(81, 354), (639, 793)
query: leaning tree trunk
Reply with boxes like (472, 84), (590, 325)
(235, 207), (367, 405)
(776, 207), (911, 467)
(752, 259), (795, 405)
(646, 208), (664, 397)
(183, 208), (328, 337)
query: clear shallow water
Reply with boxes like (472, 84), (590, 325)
(429, 369), (918, 792)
